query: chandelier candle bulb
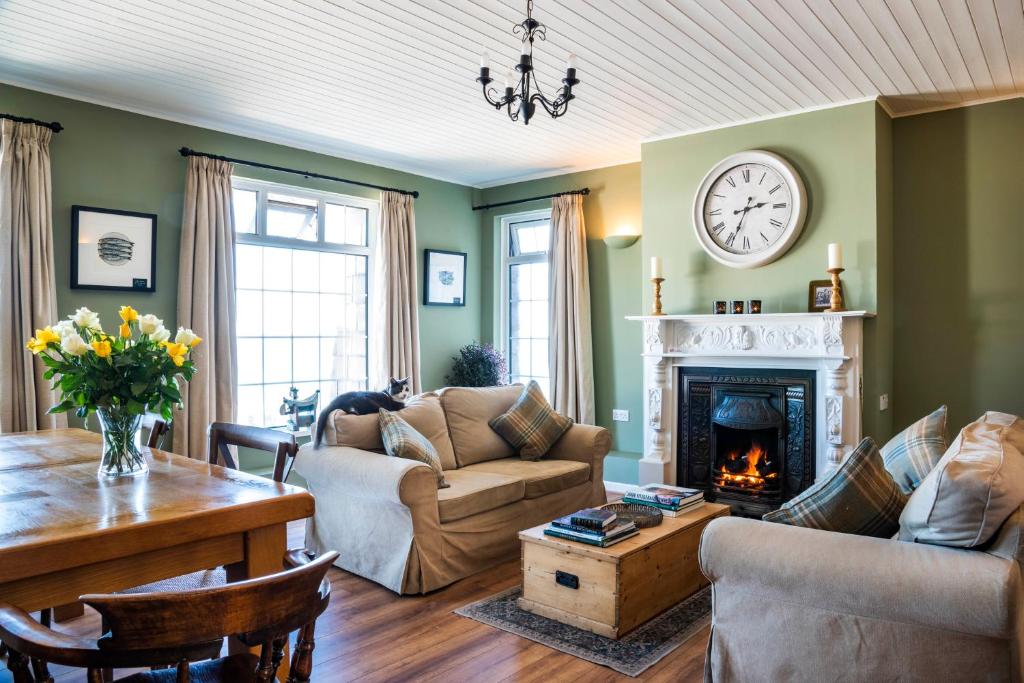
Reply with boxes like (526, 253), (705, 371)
(480, 52), (490, 69)
(567, 53), (578, 70)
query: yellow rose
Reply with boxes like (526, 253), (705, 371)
(164, 341), (188, 367)
(188, 335), (202, 348)
(119, 305), (139, 323)
(90, 340), (112, 358)
(26, 327), (61, 354)
(119, 322), (131, 338)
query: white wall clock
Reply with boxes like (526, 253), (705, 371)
(692, 150), (807, 269)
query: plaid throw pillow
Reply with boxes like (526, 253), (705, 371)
(882, 405), (949, 494)
(379, 409), (449, 489)
(489, 381), (573, 461)
(763, 437), (908, 538)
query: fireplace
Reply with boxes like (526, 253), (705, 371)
(677, 368), (815, 517)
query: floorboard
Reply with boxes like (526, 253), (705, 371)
(1, 521), (709, 682)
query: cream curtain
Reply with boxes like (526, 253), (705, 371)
(0, 120), (65, 433)
(375, 191), (421, 393)
(175, 156), (237, 458)
(548, 194), (595, 424)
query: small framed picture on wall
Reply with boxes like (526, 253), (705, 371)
(423, 249), (466, 306)
(71, 206), (157, 292)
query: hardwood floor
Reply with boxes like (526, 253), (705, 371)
(1, 521), (709, 682)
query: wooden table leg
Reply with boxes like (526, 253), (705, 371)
(226, 524), (289, 682)
(53, 602), (84, 622)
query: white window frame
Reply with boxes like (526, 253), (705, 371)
(497, 208), (552, 384)
(231, 176), (379, 426)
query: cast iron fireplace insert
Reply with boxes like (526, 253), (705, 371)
(677, 367), (815, 517)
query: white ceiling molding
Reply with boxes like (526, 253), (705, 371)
(1, 0), (1022, 187)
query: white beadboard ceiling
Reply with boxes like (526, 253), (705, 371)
(1, 0), (1022, 187)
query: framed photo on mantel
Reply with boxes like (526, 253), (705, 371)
(423, 249), (466, 306)
(71, 205), (157, 292)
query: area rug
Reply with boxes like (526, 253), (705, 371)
(454, 585), (711, 677)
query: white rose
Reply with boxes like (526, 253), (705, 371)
(138, 314), (163, 335)
(60, 332), (89, 357)
(51, 320), (76, 338)
(149, 325), (171, 343)
(70, 307), (101, 330)
(175, 327), (199, 347)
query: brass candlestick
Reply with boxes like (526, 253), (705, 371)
(827, 267), (846, 312)
(651, 277), (665, 316)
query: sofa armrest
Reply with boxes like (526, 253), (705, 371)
(548, 424), (611, 483)
(293, 445), (437, 508)
(700, 516), (1020, 638)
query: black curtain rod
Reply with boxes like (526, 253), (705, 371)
(178, 147), (419, 198)
(0, 113), (63, 133)
(472, 187), (589, 211)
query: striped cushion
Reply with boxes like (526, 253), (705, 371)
(763, 437), (908, 538)
(379, 409), (449, 489)
(489, 381), (573, 461)
(882, 405), (949, 494)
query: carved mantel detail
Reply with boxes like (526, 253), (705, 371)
(627, 311), (870, 486)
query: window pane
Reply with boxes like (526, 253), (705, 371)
(292, 248), (319, 292)
(293, 338), (319, 382)
(233, 189), (257, 234)
(267, 192), (317, 241)
(263, 246), (292, 291)
(325, 203), (368, 246)
(235, 290), (262, 337)
(263, 383), (292, 427)
(236, 244), (262, 289)
(263, 338), (292, 384)
(292, 292), (318, 336)
(510, 219), (550, 256)
(237, 385), (263, 426)
(236, 338), (262, 385)
(263, 291), (292, 337)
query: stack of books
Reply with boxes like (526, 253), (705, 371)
(543, 508), (639, 547)
(623, 484), (705, 517)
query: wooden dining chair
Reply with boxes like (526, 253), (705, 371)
(208, 423), (300, 485)
(0, 550), (337, 683)
(140, 415), (169, 449)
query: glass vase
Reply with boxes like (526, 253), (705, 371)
(96, 407), (148, 478)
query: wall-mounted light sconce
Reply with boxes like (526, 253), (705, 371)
(603, 225), (640, 249)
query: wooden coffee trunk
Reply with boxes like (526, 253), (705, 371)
(517, 503), (730, 639)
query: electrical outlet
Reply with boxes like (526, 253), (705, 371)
(879, 394), (889, 411)
(612, 409), (630, 422)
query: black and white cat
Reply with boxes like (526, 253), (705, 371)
(313, 377), (411, 448)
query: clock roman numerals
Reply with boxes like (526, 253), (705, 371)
(760, 232), (769, 244)
(724, 232), (736, 247)
(773, 202), (787, 209)
(759, 172), (766, 185)
(770, 218), (783, 228)
(709, 208), (722, 215)
(742, 169), (750, 183)
(712, 222), (725, 233)
(742, 236), (750, 250)
(769, 184), (781, 194)
(725, 176), (736, 188)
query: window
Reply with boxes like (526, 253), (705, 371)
(499, 210), (551, 395)
(231, 178), (376, 427)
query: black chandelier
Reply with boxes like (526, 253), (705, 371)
(476, 0), (579, 125)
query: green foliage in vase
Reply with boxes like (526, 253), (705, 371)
(445, 341), (507, 387)
(26, 305), (201, 422)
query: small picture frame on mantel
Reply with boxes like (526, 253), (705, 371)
(808, 279), (841, 312)
(71, 205), (157, 292)
(423, 249), (466, 306)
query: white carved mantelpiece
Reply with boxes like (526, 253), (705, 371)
(627, 311), (873, 486)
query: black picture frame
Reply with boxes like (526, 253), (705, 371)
(71, 205), (157, 292)
(423, 249), (467, 307)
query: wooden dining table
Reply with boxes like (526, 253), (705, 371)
(0, 427), (315, 678)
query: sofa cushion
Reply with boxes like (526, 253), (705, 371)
(461, 458), (591, 499)
(763, 437), (908, 538)
(323, 392), (457, 469)
(379, 409), (449, 489)
(440, 384), (524, 466)
(900, 412), (1024, 547)
(882, 405), (949, 494)
(489, 381), (573, 461)
(436, 469), (525, 523)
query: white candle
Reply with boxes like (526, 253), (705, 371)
(651, 256), (663, 279)
(828, 243), (843, 270)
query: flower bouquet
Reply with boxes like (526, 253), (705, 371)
(26, 306), (201, 477)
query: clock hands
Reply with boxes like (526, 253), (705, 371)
(732, 200), (769, 215)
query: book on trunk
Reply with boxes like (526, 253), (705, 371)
(625, 484), (703, 507)
(568, 507), (617, 530)
(622, 498), (705, 517)
(544, 520), (638, 547)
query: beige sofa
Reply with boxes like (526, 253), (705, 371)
(294, 385), (611, 594)
(699, 505), (1024, 682)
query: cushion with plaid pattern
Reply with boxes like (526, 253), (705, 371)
(489, 381), (573, 461)
(762, 437), (908, 538)
(379, 409), (450, 489)
(881, 405), (948, 494)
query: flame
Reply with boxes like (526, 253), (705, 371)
(715, 441), (778, 490)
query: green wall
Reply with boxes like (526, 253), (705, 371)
(892, 97), (1024, 433)
(641, 100), (893, 442)
(476, 163), (643, 467)
(0, 85), (481, 392)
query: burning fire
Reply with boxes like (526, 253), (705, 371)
(715, 441), (779, 490)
